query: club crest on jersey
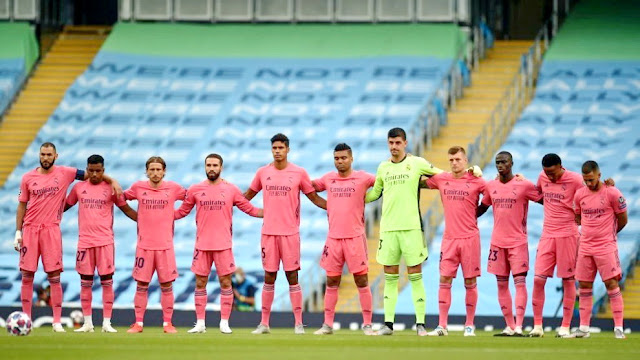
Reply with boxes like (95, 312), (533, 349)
(406, 164), (411, 171)
(220, 191), (226, 199)
(600, 196), (605, 206)
(561, 184), (567, 191)
(54, 178), (59, 185)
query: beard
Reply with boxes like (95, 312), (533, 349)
(40, 158), (55, 170)
(207, 172), (220, 182)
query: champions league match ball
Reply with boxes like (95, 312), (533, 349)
(70, 310), (84, 328)
(5, 311), (32, 336)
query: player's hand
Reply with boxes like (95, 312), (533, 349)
(467, 165), (483, 177)
(13, 230), (22, 252)
(110, 180), (123, 197)
(604, 178), (615, 187)
(515, 173), (526, 181)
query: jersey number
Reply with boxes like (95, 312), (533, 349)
(378, 240), (383, 250)
(20, 246), (27, 258)
(193, 249), (200, 260)
(488, 250), (498, 262)
(76, 250), (86, 262)
(261, 247), (266, 259)
(135, 257), (145, 268)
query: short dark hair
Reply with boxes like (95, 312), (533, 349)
(40, 142), (56, 152)
(205, 153), (223, 166)
(582, 160), (600, 174)
(146, 156), (166, 170)
(542, 153), (562, 167)
(496, 151), (513, 162)
(334, 143), (352, 155)
(87, 154), (104, 166)
(448, 146), (466, 156)
(387, 127), (406, 140)
(270, 133), (289, 147)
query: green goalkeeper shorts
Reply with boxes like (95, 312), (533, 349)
(376, 230), (428, 267)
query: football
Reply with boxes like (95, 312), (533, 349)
(5, 311), (32, 336)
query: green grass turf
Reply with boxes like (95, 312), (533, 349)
(1, 328), (638, 360)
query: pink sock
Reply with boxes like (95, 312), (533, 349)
(438, 282), (452, 327)
(532, 275), (546, 326)
(578, 288), (593, 327)
(323, 286), (338, 326)
(194, 288), (207, 321)
(358, 286), (373, 325)
(48, 275), (63, 323)
(134, 284), (148, 323)
(261, 283), (274, 326)
(289, 284), (303, 326)
(465, 282), (478, 327)
(561, 278), (576, 328)
(608, 287), (624, 328)
(160, 285), (174, 323)
(220, 287), (233, 321)
(80, 279), (93, 316)
(514, 275), (527, 328)
(497, 277), (515, 329)
(101, 279), (114, 319)
(21, 272), (34, 317)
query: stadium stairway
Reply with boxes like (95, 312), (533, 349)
(0, 26), (109, 187)
(418, 40), (533, 234)
(601, 261), (640, 319)
(334, 40), (533, 313)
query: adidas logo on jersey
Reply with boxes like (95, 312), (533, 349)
(201, 192), (206, 196)
(143, 192), (148, 196)
(417, 298), (424, 302)
(493, 190), (498, 194)
(445, 182), (450, 185)
(266, 177), (271, 181)
(32, 182), (38, 186)
(361, 262), (366, 266)
(82, 190), (88, 194)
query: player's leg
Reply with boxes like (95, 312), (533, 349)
(282, 234), (304, 333)
(252, 235), (278, 334)
(557, 235), (579, 337)
(314, 275), (340, 335)
(214, 248), (237, 334)
(189, 249), (213, 333)
(129, 247), (153, 333)
(377, 231), (402, 335)
(315, 236), (343, 335)
(157, 248), (179, 333)
(488, 245), (514, 335)
(400, 230), (429, 336)
(597, 251), (624, 338)
(530, 236), (556, 337)
(570, 253), (595, 338)
(41, 226), (65, 332)
(429, 238), (457, 336)
(75, 247), (96, 332)
(18, 226), (38, 318)
(343, 235), (373, 334)
(99, 274), (116, 332)
(460, 234), (481, 336)
(509, 244), (529, 335)
(353, 273), (374, 335)
(96, 244), (116, 332)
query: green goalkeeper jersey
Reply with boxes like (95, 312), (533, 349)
(365, 154), (443, 232)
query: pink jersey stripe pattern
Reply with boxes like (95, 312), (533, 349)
(313, 170), (375, 239)
(426, 172), (486, 239)
(175, 180), (260, 251)
(124, 181), (186, 250)
(574, 185), (627, 256)
(19, 165), (78, 226)
(482, 178), (542, 248)
(536, 169), (584, 237)
(249, 163), (315, 235)
(67, 181), (126, 248)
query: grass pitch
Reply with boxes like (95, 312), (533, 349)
(1, 327), (638, 360)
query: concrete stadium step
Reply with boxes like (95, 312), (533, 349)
(0, 25), (109, 187)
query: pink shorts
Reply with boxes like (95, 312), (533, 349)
(439, 234), (481, 279)
(132, 247), (178, 283)
(191, 248), (236, 277)
(534, 235), (578, 278)
(320, 235), (368, 276)
(261, 234), (300, 272)
(575, 251), (622, 283)
(19, 224), (63, 273)
(487, 243), (529, 277)
(76, 244), (115, 276)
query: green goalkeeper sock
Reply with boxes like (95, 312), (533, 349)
(383, 273), (400, 323)
(408, 273), (426, 324)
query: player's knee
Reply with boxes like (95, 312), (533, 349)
(264, 271), (277, 284)
(384, 265), (400, 274)
(604, 278), (619, 290)
(80, 274), (94, 281)
(137, 280), (150, 288)
(47, 270), (61, 278)
(218, 275), (232, 289)
(439, 276), (453, 284)
(578, 281), (593, 289)
(195, 276), (208, 289)
(160, 281), (173, 288)
(285, 271), (298, 285)
(464, 277), (477, 286)
(99, 274), (113, 281)
(327, 276), (341, 287)
(354, 275), (368, 288)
